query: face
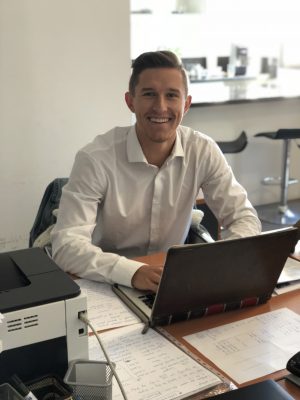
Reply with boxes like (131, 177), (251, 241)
(125, 68), (192, 147)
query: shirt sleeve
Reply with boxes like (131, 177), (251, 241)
(201, 140), (262, 238)
(50, 150), (144, 287)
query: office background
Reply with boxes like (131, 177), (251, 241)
(1, 0), (300, 252)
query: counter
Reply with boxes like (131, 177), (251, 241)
(189, 68), (300, 107)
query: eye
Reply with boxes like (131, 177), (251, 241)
(167, 92), (179, 98)
(142, 91), (156, 97)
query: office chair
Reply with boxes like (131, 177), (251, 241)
(30, 178), (217, 249)
(29, 178), (68, 248)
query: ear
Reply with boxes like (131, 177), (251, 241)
(183, 95), (192, 115)
(125, 92), (135, 113)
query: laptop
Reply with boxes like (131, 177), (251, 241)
(112, 227), (298, 331)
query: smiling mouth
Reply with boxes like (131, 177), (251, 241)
(148, 117), (171, 123)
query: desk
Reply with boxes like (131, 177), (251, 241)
(135, 253), (300, 399)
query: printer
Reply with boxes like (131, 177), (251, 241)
(0, 247), (89, 383)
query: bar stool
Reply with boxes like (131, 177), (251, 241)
(255, 129), (300, 225)
(217, 131), (247, 154)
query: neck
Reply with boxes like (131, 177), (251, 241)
(135, 124), (177, 167)
(140, 138), (175, 168)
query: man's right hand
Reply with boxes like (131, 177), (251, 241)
(131, 264), (163, 293)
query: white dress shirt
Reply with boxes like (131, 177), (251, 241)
(51, 125), (261, 287)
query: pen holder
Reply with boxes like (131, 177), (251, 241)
(0, 383), (24, 400)
(26, 374), (73, 400)
(64, 359), (114, 400)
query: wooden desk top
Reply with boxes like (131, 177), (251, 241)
(164, 289), (300, 398)
(134, 253), (300, 399)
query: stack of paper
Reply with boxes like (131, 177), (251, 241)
(77, 279), (140, 331)
(89, 324), (222, 400)
(184, 308), (300, 384)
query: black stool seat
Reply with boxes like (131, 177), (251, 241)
(255, 128), (300, 225)
(217, 131), (247, 154)
(255, 129), (300, 140)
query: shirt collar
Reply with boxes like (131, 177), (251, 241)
(170, 128), (184, 160)
(127, 126), (148, 163)
(126, 125), (184, 163)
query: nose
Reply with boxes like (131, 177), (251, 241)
(152, 95), (168, 112)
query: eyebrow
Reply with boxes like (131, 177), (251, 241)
(140, 87), (181, 94)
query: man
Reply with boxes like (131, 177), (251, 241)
(51, 50), (261, 292)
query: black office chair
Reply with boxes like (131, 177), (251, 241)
(29, 178), (68, 247)
(216, 131), (248, 154)
(254, 129), (300, 225)
(30, 178), (217, 249)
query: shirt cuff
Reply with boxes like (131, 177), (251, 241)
(111, 256), (146, 287)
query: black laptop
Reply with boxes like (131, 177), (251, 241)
(113, 227), (298, 331)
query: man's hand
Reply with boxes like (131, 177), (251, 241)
(131, 264), (163, 292)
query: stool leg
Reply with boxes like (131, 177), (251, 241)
(279, 139), (291, 213)
(256, 138), (300, 225)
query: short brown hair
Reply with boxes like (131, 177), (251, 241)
(129, 50), (189, 96)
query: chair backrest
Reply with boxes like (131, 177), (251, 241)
(195, 202), (219, 241)
(29, 178), (68, 247)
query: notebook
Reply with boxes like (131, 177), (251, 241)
(112, 227), (298, 330)
(208, 380), (294, 399)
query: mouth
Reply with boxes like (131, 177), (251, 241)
(148, 117), (172, 124)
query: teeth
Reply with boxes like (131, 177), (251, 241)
(150, 117), (169, 123)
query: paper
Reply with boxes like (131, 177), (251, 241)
(275, 281), (300, 295)
(275, 257), (300, 294)
(277, 257), (300, 284)
(184, 308), (300, 384)
(89, 323), (221, 400)
(77, 279), (140, 331)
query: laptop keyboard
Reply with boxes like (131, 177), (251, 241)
(138, 293), (156, 309)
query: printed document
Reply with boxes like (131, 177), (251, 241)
(184, 308), (300, 384)
(89, 323), (221, 400)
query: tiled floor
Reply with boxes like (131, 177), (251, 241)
(254, 198), (300, 231)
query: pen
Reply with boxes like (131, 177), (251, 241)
(10, 374), (39, 400)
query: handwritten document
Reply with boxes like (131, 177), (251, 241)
(89, 323), (221, 400)
(77, 279), (140, 331)
(184, 308), (300, 384)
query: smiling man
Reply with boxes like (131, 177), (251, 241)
(51, 51), (261, 292)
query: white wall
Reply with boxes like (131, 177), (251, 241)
(183, 98), (300, 206)
(0, 0), (131, 251)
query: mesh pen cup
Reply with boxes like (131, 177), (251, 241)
(64, 359), (114, 400)
(0, 383), (24, 400)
